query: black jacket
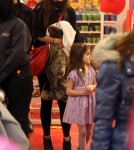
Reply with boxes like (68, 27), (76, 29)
(14, 2), (33, 35)
(0, 16), (32, 83)
(32, 3), (82, 48)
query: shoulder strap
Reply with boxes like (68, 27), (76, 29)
(56, 11), (64, 26)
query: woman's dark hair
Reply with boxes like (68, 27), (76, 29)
(0, 0), (14, 22)
(40, 0), (69, 28)
(69, 43), (97, 80)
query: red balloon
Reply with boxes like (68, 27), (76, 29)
(100, 0), (126, 14)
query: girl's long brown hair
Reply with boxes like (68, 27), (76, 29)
(68, 43), (97, 80)
(40, 0), (69, 28)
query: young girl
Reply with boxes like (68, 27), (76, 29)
(63, 43), (97, 150)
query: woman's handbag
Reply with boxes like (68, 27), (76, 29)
(30, 12), (64, 76)
(29, 45), (49, 76)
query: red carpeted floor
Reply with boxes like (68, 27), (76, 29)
(29, 78), (91, 150)
(29, 124), (83, 150)
(29, 124), (91, 150)
(29, 99), (91, 150)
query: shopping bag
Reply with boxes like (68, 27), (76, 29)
(30, 45), (49, 76)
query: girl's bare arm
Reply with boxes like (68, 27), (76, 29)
(66, 79), (90, 96)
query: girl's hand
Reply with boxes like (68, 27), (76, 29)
(81, 90), (91, 95)
(85, 85), (95, 92)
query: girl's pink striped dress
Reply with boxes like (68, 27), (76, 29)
(63, 66), (96, 125)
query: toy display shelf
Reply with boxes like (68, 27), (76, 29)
(76, 12), (118, 45)
(77, 19), (102, 45)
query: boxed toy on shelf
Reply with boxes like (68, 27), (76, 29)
(70, 1), (118, 45)
(76, 8), (101, 45)
(103, 13), (117, 37)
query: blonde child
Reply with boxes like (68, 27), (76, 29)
(63, 43), (97, 150)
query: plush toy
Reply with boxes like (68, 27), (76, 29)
(48, 25), (63, 39)
(41, 26), (68, 102)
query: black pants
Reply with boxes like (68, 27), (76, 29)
(1, 70), (33, 136)
(38, 73), (71, 137)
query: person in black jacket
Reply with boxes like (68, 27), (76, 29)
(32, 0), (82, 149)
(14, 0), (33, 52)
(14, 0), (33, 35)
(14, 0), (34, 133)
(0, 0), (33, 137)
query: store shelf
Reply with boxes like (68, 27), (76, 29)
(80, 31), (101, 34)
(103, 34), (109, 37)
(104, 21), (117, 24)
(77, 21), (101, 23)
(76, 12), (117, 45)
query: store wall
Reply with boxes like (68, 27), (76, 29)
(117, 0), (129, 32)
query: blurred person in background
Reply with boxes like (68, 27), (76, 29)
(91, 30), (134, 150)
(0, 0), (33, 137)
(0, 99), (30, 150)
(14, 0), (33, 35)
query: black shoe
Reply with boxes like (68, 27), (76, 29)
(44, 137), (53, 150)
(63, 140), (71, 150)
(28, 119), (34, 133)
